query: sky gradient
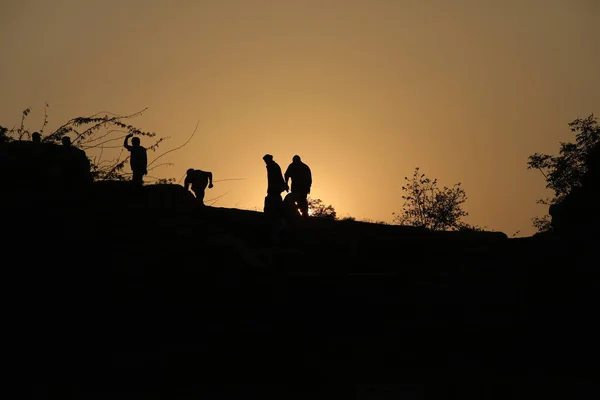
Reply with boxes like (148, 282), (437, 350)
(1, 0), (599, 236)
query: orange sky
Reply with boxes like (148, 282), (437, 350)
(1, 0), (599, 236)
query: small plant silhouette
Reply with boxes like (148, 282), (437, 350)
(393, 167), (471, 231)
(308, 197), (337, 220)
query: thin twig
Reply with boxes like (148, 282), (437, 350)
(177, 172), (187, 184)
(39, 102), (49, 134)
(88, 108), (148, 119)
(206, 190), (232, 206)
(148, 120), (199, 168)
(212, 178), (247, 183)
(79, 129), (125, 146)
(80, 136), (126, 150)
(147, 162), (174, 172)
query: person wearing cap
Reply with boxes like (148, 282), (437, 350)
(262, 154), (288, 196)
(262, 154), (288, 218)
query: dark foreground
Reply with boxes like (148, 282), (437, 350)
(6, 203), (599, 398)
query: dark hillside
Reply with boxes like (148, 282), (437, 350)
(3, 179), (598, 397)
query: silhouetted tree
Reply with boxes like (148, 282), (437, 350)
(308, 197), (337, 220)
(393, 167), (470, 231)
(527, 114), (599, 232)
(0, 105), (190, 183)
(531, 215), (552, 233)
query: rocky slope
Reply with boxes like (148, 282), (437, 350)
(1, 138), (597, 396)
(4, 182), (597, 397)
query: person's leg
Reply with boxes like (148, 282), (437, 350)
(297, 192), (309, 218)
(191, 186), (205, 205)
(132, 170), (143, 186)
(198, 189), (206, 205)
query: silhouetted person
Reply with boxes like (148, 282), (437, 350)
(31, 131), (44, 167)
(28, 132), (47, 189)
(264, 154), (288, 195)
(284, 155), (312, 219)
(263, 154), (288, 214)
(31, 132), (41, 143)
(263, 154), (288, 243)
(58, 136), (92, 191)
(184, 168), (214, 205)
(123, 134), (147, 186)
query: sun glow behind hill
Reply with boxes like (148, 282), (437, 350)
(0, 0), (599, 237)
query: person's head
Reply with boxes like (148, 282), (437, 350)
(61, 136), (72, 147)
(186, 168), (195, 176)
(263, 154), (273, 164)
(292, 155), (301, 163)
(131, 137), (141, 147)
(32, 132), (41, 143)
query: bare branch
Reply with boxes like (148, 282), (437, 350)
(206, 190), (232, 206)
(147, 162), (174, 172)
(213, 178), (247, 183)
(147, 120), (199, 168)
(39, 102), (49, 134)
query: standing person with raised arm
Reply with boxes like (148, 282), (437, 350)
(123, 134), (147, 186)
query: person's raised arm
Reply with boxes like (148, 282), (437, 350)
(207, 171), (214, 188)
(123, 134), (133, 151)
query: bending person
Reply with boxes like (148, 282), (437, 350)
(184, 168), (214, 205)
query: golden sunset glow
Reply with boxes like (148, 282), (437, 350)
(1, 0), (598, 236)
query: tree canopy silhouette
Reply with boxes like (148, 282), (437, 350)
(527, 114), (599, 232)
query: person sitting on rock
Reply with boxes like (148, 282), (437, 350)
(31, 132), (42, 143)
(184, 168), (213, 205)
(28, 131), (47, 188)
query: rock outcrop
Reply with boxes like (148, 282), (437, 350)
(0, 140), (93, 208)
(89, 181), (199, 212)
(0, 140), (92, 190)
(0, 141), (201, 212)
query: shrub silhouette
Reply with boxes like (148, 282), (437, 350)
(393, 167), (472, 231)
(308, 197), (337, 220)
